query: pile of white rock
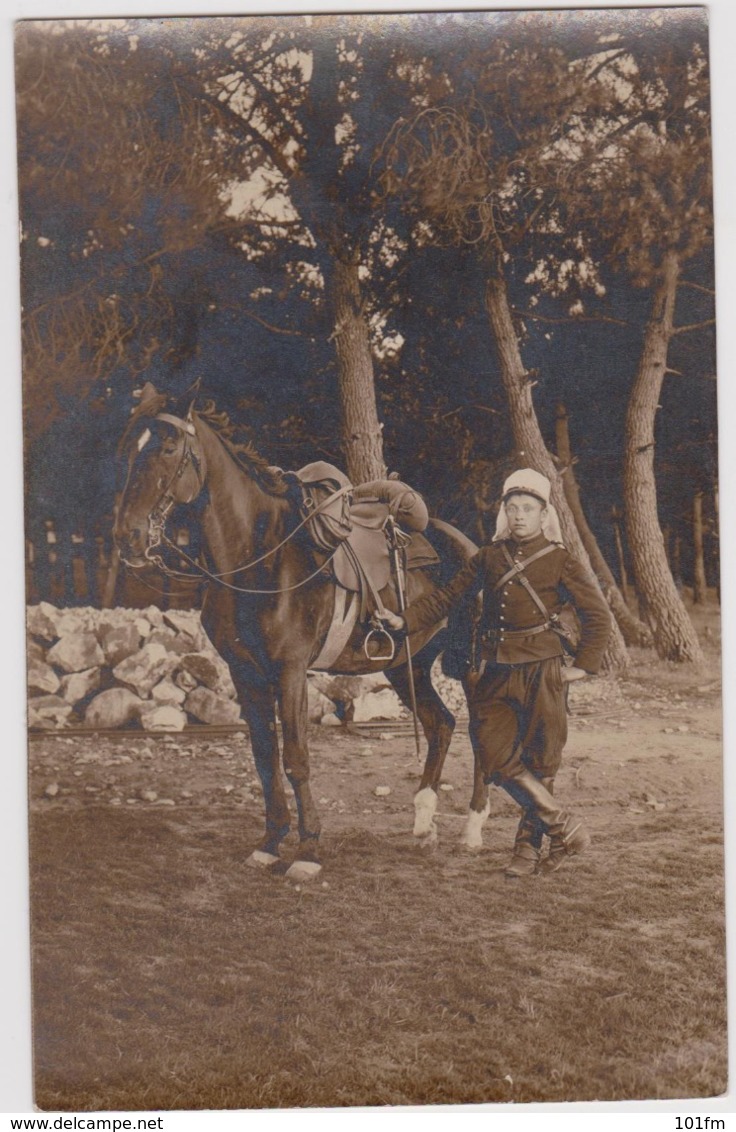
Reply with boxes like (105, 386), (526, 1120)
(27, 603), (242, 732)
(26, 603), (456, 732)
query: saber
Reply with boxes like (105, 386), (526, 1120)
(386, 517), (422, 763)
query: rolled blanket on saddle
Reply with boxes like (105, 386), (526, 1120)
(351, 479), (429, 532)
(295, 463), (429, 551)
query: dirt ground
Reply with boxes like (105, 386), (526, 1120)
(28, 622), (727, 1111)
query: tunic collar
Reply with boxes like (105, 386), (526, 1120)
(507, 531), (549, 556)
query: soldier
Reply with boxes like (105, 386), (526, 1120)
(380, 468), (612, 876)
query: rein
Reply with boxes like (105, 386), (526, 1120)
(141, 414), (349, 595)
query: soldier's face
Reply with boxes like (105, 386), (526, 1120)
(504, 493), (546, 540)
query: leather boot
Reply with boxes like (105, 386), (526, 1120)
(506, 768), (590, 871)
(504, 800), (545, 878)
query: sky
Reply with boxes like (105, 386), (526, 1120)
(2, 0), (736, 1124)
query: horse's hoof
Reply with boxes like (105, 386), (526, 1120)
(246, 850), (280, 870)
(416, 824), (439, 850)
(285, 859), (323, 883)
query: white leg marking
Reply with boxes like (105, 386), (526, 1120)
(285, 860), (323, 883)
(246, 850), (280, 870)
(459, 798), (491, 850)
(413, 786), (438, 838)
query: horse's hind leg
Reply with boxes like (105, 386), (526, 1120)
(386, 653), (455, 844)
(457, 673), (490, 851)
(277, 666), (323, 883)
(237, 679), (291, 867)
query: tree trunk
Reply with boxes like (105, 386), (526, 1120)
(483, 265), (629, 672)
(692, 491), (707, 604)
(612, 511), (631, 599)
(672, 533), (683, 591)
(555, 404), (652, 648)
(623, 249), (704, 662)
(331, 254), (386, 484)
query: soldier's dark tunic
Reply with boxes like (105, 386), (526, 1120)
(402, 532), (612, 783)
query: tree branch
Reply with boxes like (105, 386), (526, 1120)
(679, 279), (715, 296)
(672, 319), (715, 335)
(511, 307), (628, 328)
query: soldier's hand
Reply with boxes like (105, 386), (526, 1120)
(561, 665), (587, 683)
(378, 610), (406, 632)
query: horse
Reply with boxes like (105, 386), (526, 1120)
(114, 387), (483, 881)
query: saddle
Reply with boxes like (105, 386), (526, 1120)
(294, 463), (439, 621)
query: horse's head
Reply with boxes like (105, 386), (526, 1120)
(114, 384), (206, 567)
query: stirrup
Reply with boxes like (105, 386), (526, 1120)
(364, 621), (395, 663)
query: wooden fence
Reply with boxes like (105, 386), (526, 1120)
(25, 521), (200, 610)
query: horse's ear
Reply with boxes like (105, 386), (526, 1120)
(182, 376), (202, 422)
(135, 381), (159, 404)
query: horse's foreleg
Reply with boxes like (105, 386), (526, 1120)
(387, 655), (455, 845)
(238, 681), (291, 865)
(277, 668), (323, 882)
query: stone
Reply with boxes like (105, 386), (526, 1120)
(57, 608), (95, 637)
(60, 667), (101, 705)
(374, 785), (392, 797)
(47, 632), (104, 675)
(308, 683), (337, 723)
(320, 713), (342, 727)
(27, 602), (60, 643)
(351, 687), (403, 722)
(27, 659), (61, 696)
(311, 672), (390, 705)
(98, 622), (141, 667)
(44, 782), (60, 797)
(29, 695), (73, 729)
(174, 668), (199, 693)
(151, 678), (186, 705)
(135, 617), (152, 638)
(144, 605), (165, 628)
(84, 688), (144, 729)
(163, 609), (201, 645)
(141, 789), (159, 802)
(27, 640), (47, 664)
(184, 687), (243, 725)
(113, 643), (175, 698)
(139, 703), (187, 732)
(147, 628), (193, 656)
(178, 652), (221, 691)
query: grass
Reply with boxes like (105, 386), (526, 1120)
(31, 792), (726, 1110)
(29, 595), (726, 1110)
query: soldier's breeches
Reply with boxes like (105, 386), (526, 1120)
(468, 657), (568, 781)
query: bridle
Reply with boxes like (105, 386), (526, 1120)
(142, 413), (205, 573)
(129, 412), (346, 595)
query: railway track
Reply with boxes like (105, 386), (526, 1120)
(28, 718), (472, 742)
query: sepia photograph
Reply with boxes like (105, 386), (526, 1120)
(8, 1), (731, 1116)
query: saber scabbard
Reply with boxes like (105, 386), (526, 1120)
(386, 518), (422, 763)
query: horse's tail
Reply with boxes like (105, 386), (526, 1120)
(424, 517), (481, 680)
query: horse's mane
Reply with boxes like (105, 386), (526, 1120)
(195, 400), (291, 497)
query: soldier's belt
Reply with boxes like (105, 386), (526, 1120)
(496, 623), (552, 639)
(482, 622), (553, 648)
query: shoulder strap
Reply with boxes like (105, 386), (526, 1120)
(496, 544), (554, 623)
(493, 543), (557, 593)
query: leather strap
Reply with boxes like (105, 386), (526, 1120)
(499, 543), (554, 626)
(493, 543), (557, 593)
